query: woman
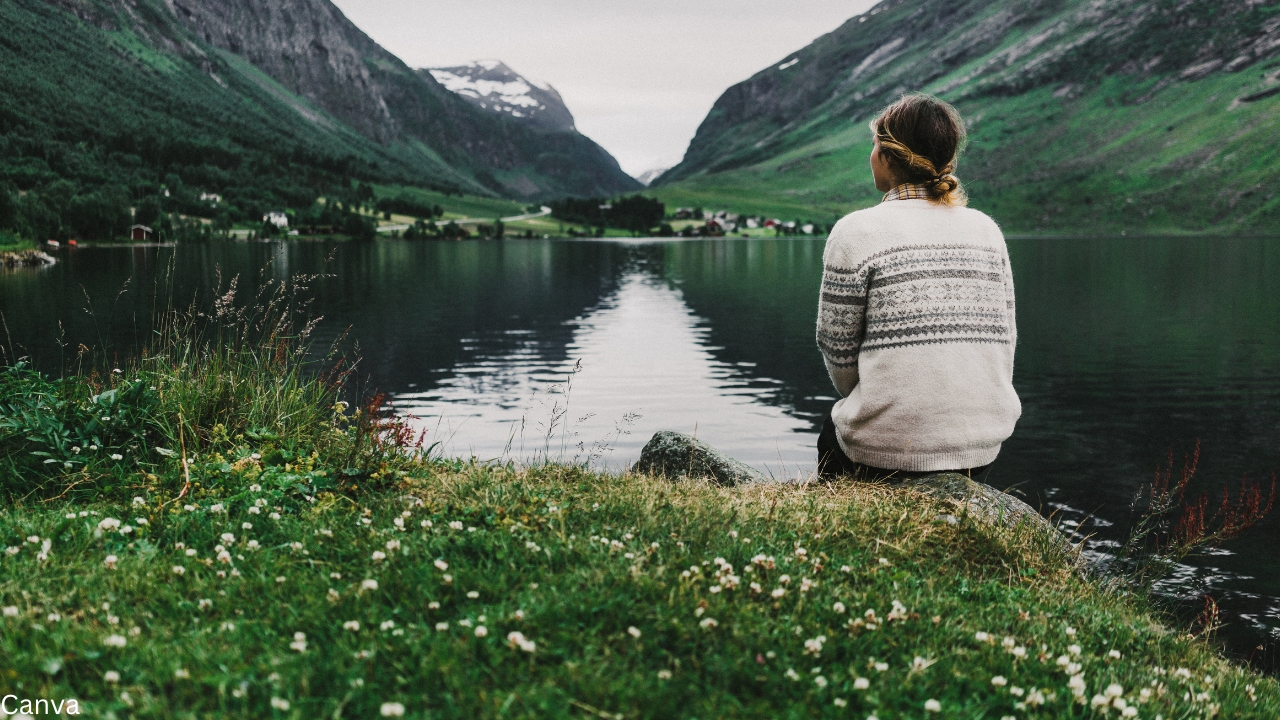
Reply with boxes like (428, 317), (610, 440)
(815, 93), (1020, 481)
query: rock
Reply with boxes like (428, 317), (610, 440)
(635, 431), (768, 486)
(903, 472), (1074, 550)
(0, 250), (56, 267)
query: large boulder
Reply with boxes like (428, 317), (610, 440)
(635, 431), (767, 486)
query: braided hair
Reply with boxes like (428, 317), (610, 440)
(870, 94), (968, 206)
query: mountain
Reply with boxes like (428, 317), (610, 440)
(0, 0), (637, 229)
(426, 61), (577, 132)
(653, 0), (1280, 233)
(633, 167), (671, 187)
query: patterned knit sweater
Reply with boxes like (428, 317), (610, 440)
(816, 196), (1021, 471)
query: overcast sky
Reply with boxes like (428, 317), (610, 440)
(330, 1), (880, 177)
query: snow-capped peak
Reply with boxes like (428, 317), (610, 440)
(424, 60), (574, 132)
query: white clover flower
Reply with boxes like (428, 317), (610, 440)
(372, 551), (387, 562)
(104, 634), (127, 648)
(250, 484), (262, 492)
(785, 668), (800, 681)
(183, 504), (196, 512)
(174, 668), (190, 679)
(198, 599), (212, 610)
(657, 670), (672, 680)
(271, 698), (290, 710)
(393, 518), (404, 529)
(1091, 694), (1110, 709)
(1108, 649), (1122, 659)
(362, 579), (378, 591)
(110, 454), (123, 461)
(276, 576), (286, 584)
(475, 625), (488, 637)
(104, 670), (120, 683)
(771, 588), (786, 598)
(344, 621), (361, 631)
(172, 565), (186, 575)
(1068, 643), (1082, 655)
(2, 606), (18, 617)
(1105, 683), (1123, 698)
(289, 631), (307, 652)
(269, 512), (281, 520)
(47, 612), (60, 622)
(328, 589), (340, 600)
(210, 504), (224, 513)
(216, 550), (232, 564)
(991, 675), (1008, 687)
(380, 703), (405, 717)
(247, 540), (260, 549)
(874, 662), (889, 672)
(699, 617), (718, 629)
(381, 620), (396, 631)
(878, 557), (890, 566)
(466, 591), (479, 599)
(386, 539), (400, 551)
(1002, 636), (1016, 648)
(428, 601), (440, 610)
(1012, 646), (1027, 659)
(975, 631), (990, 642)
(506, 630), (536, 652)
(1069, 674), (1087, 696)
(853, 676), (870, 690)
(436, 622), (449, 631)
(814, 675), (828, 688)
(628, 626), (642, 638)
(221, 533), (236, 544)
(434, 559), (448, 571)
(98, 517), (121, 532)
(132, 497), (145, 507)
(449, 521), (463, 530)
(458, 619), (472, 628)
(104, 554), (118, 569)
(834, 698), (847, 707)
(248, 506), (260, 515)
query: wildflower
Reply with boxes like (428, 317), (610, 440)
(507, 631), (536, 652)
(241, 522), (252, 530)
(1091, 694), (1110, 709)
(1108, 649), (1122, 659)
(834, 698), (847, 707)
(380, 703), (405, 717)
(815, 675), (828, 688)
(98, 518), (121, 532)
(458, 619), (472, 628)
(513, 609), (524, 620)
(779, 574), (791, 585)
(699, 617), (718, 629)
(874, 662), (888, 672)
(785, 668), (800, 681)
(911, 656), (936, 672)
(47, 612), (60, 622)
(248, 506), (261, 515)
(183, 505), (196, 512)
(833, 601), (846, 613)
(344, 621), (361, 631)
(428, 601), (440, 610)
(271, 698), (290, 710)
(184, 548), (198, 557)
(436, 622), (449, 631)
(172, 565), (186, 575)
(217, 549), (232, 564)
(442, 574), (453, 584)
(104, 554), (118, 569)
(1010, 686), (1024, 697)
(174, 668), (190, 679)
(394, 518), (404, 529)
(1011, 646), (1027, 659)
(386, 539), (401, 551)
(132, 497), (145, 507)
(771, 588), (786, 598)
(2, 606), (18, 617)
(1065, 626), (1076, 636)
(466, 591), (479, 599)
(250, 484), (261, 492)
(434, 559), (449, 571)
(628, 626), (642, 638)
(110, 454), (123, 461)
(276, 576), (286, 584)
(657, 670), (672, 680)
(1002, 636), (1016, 649)
(925, 699), (941, 712)
(803, 636), (827, 656)
(210, 504), (224, 513)
(247, 540), (260, 550)
(362, 579), (379, 591)
(289, 632), (307, 652)
(878, 557), (890, 566)
(381, 620), (396, 630)
(1105, 683), (1123, 698)
(198, 599), (212, 610)
(421, 520), (432, 528)
(853, 677), (870, 690)
(1069, 674), (1087, 696)
(991, 676), (1008, 687)
(104, 634), (127, 648)
(1068, 644), (1081, 655)
(372, 551), (387, 562)
(269, 512), (281, 520)
(449, 521), (463, 530)
(4, 547), (17, 556)
(475, 626), (488, 637)
(104, 670), (120, 683)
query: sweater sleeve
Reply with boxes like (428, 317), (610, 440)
(816, 240), (870, 398)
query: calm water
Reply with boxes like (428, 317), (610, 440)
(3, 236), (1279, 669)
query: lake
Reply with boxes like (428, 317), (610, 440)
(3, 235), (1279, 671)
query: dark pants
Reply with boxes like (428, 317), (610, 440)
(817, 411), (990, 482)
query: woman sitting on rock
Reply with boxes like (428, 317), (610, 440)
(816, 93), (1020, 481)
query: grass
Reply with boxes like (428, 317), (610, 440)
(1, 287), (1278, 718)
(0, 231), (36, 252)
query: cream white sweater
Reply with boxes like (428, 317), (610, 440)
(816, 199), (1021, 471)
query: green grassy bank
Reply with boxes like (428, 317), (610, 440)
(1, 299), (1277, 718)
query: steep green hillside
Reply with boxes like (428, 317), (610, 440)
(654, 0), (1280, 234)
(0, 0), (637, 241)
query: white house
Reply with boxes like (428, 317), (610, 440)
(263, 211), (289, 228)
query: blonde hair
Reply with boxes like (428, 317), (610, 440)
(870, 94), (968, 206)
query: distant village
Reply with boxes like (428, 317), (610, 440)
(671, 208), (821, 237)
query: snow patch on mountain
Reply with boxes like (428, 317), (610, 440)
(425, 60), (574, 131)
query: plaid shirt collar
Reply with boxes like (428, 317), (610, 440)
(882, 183), (932, 203)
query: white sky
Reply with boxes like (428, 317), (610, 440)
(330, 1), (880, 177)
